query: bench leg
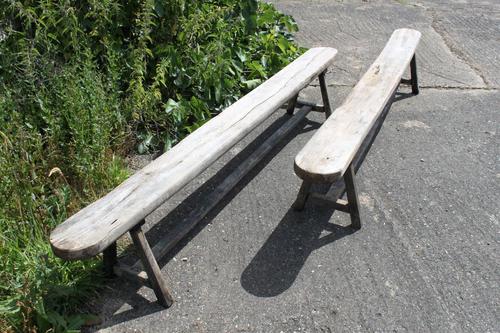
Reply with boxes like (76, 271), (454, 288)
(410, 54), (419, 95)
(344, 164), (361, 229)
(103, 242), (117, 277)
(319, 70), (332, 118)
(293, 180), (312, 211)
(287, 94), (298, 115)
(130, 223), (174, 308)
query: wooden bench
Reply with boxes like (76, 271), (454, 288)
(50, 47), (338, 307)
(293, 28), (421, 228)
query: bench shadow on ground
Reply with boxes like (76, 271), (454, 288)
(394, 91), (415, 102)
(93, 80), (430, 327)
(239, 90), (417, 298)
(92, 90), (413, 330)
(91, 110), (321, 329)
(240, 203), (356, 297)
(92, 110), (350, 329)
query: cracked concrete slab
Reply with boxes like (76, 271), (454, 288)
(273, 0), (492, 89)
(428, 5), (500, 88)
(86, 1), (499, 332)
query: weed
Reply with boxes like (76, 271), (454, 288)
(0, 0), (303, 332)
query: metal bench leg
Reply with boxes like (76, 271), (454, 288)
(410, 54), (419, 95)
(344, 164), (361, 229)
(103, 242), (117, 277)
(287, 94), (298, 115)
(319, 70), (332, 118)
(130, 222), (174, 308)
(293, 180), (312, 211)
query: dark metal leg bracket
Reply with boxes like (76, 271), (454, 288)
(318, 70), (332, 118)
(409, 55), (419, 95)
(400, 54), (419, 95)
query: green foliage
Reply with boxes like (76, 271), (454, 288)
(0, 0), (303, 331)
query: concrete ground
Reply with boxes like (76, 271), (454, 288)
(89, 1), (499, 332)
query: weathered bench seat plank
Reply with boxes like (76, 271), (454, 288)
(294, 29), (421, 183)
(50, 47), (337, 260)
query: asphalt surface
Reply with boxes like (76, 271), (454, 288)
(88, 1), (499, 332)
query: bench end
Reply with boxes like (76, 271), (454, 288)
(50, 224), (106, 260)
(293, 158), (343, 184)
(393, 28), (421, 39)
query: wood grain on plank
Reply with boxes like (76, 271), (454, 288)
(131, 106), (313, 273)
(294, 29), (421, 183)
(50, 47), (337, 260)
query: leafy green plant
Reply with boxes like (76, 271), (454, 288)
(0, 0), (304, 331)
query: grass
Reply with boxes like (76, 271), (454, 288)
(0, 1), (304, 331)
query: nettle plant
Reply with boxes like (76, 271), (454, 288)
(0, 0), (303, 332)
(128, 0), (304, 152)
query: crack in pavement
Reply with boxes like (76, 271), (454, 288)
(427, 8), (491, 88)
(310, 83), (498, 91)
(421, 68), (472, 86)
(414, 85), (498, 91)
